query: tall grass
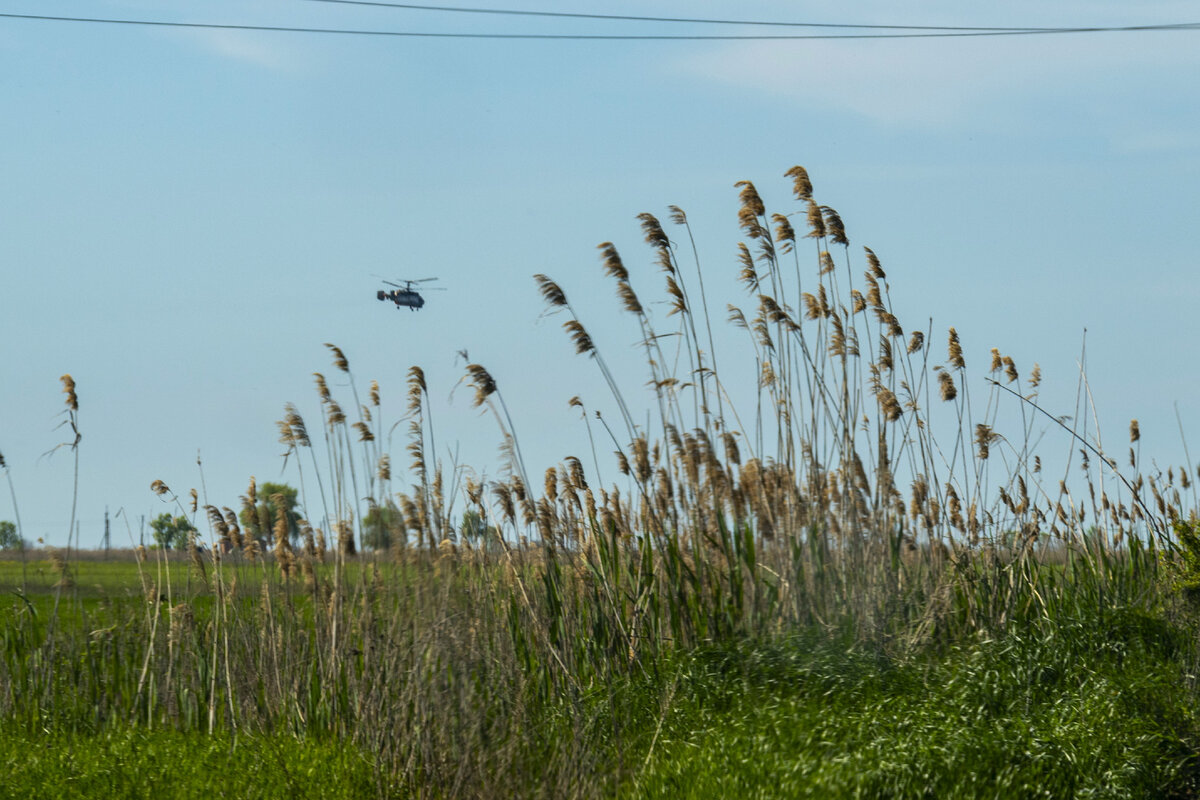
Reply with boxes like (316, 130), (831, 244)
(2, 167), (1199, 797)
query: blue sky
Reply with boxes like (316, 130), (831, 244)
(2, 1), (1199, 547)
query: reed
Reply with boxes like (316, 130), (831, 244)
(2, 167), (1199, 798)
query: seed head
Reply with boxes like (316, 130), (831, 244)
(772, 213), (796, 252)
(325, 400), (345, 426)
(865, 274), (882, 309)
(565, 456), (588, 490)
(60, 374), (78, 411)
(975, 424), (994, 460)
(907, 331), (924, 354)
(277, 418), (295, 448)
(562, 319), (595, 355)
(736, 243), (757, 291)
(597, 242), (629, 281)
(324, 343), (349, 373)
(721, 432), (741, 466)
(878, 336), (893, 371)
(406, 366), (427, 416)
(1002, 355), (1018, 384)
(947, 328), (965, 370)
(534, 274), (568, 307)
(618, 281), (643, 315)
(850, 290), (866, 315)
(804, 200), (825, 239)
(877, 388), (902, 421)
(734, 180), (766, 217)
(821, 206), (848, 246)
(465, 364), (497, 407)
(938, 369), (957, 402)
(863, 247), (886, 279)
(631, 436), (652, 483)
(313, 373), (331, 403)
(284, 404), (309, 447)
(636, 213), (669, 249)
(784, 165), (813, 201)
(819, 250), (836, 275)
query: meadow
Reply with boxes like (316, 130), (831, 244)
(4, 167), (1200, 798)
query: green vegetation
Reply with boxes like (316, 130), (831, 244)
(149, 513), (197, 551)
(3, 168), (1200, 797)
(239, 481), (301, 548)
(361, 501), (403, 551)
(0, 727), (384, 800)
(634, 616), (1199, 798)
(0, 520), (21, 551)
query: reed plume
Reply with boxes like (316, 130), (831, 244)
(464, 364), (497, 407)
(60, 374), (78, 411)
(863, 246), (886, 278)
(938, 369), (957, 402)
(324, 343), (350, 373)
(784, 164), (813, 201)
(947, 328), (965, 370)
(821, 206), (848, 246)
(804, 200), (825, 239)
(534, 274), (568, 308)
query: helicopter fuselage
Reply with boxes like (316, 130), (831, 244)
(377, 289), (425, 310)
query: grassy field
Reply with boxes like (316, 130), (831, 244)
(5, 549), (1199, 798)
(4, 167), (1200, 798)
(0, 726), (384, 800)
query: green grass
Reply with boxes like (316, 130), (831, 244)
(4, 606), (1198, 799)
(631, 612), (1200, 799)
(0, 726), (385, 800)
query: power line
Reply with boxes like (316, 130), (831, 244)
(298, 0), (1064, 32)
(0, 12), (1197, 40)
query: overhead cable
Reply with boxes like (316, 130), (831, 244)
(1, 12), (1198, 40)
(298, 0), (1065, 32)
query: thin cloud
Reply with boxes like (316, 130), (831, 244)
(186, 28), (301, 71)
(672, 32), (1200, 136)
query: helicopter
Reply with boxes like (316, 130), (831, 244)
(376, 277), (443, 311)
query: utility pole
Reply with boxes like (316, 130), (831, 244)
(103, 507), (110, 556)
(140, 514), (145, 548)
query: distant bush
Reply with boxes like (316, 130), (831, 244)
(0, 521), (22, 551)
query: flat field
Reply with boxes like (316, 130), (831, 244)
(3, 549), (1200, 799)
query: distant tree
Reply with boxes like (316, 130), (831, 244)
(460, 510), (499, 548)
(149, 513), (196, 550)
(362, 502), (404, 551)
(239, 482), (301, 549)
(0, 520), (22, 551)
